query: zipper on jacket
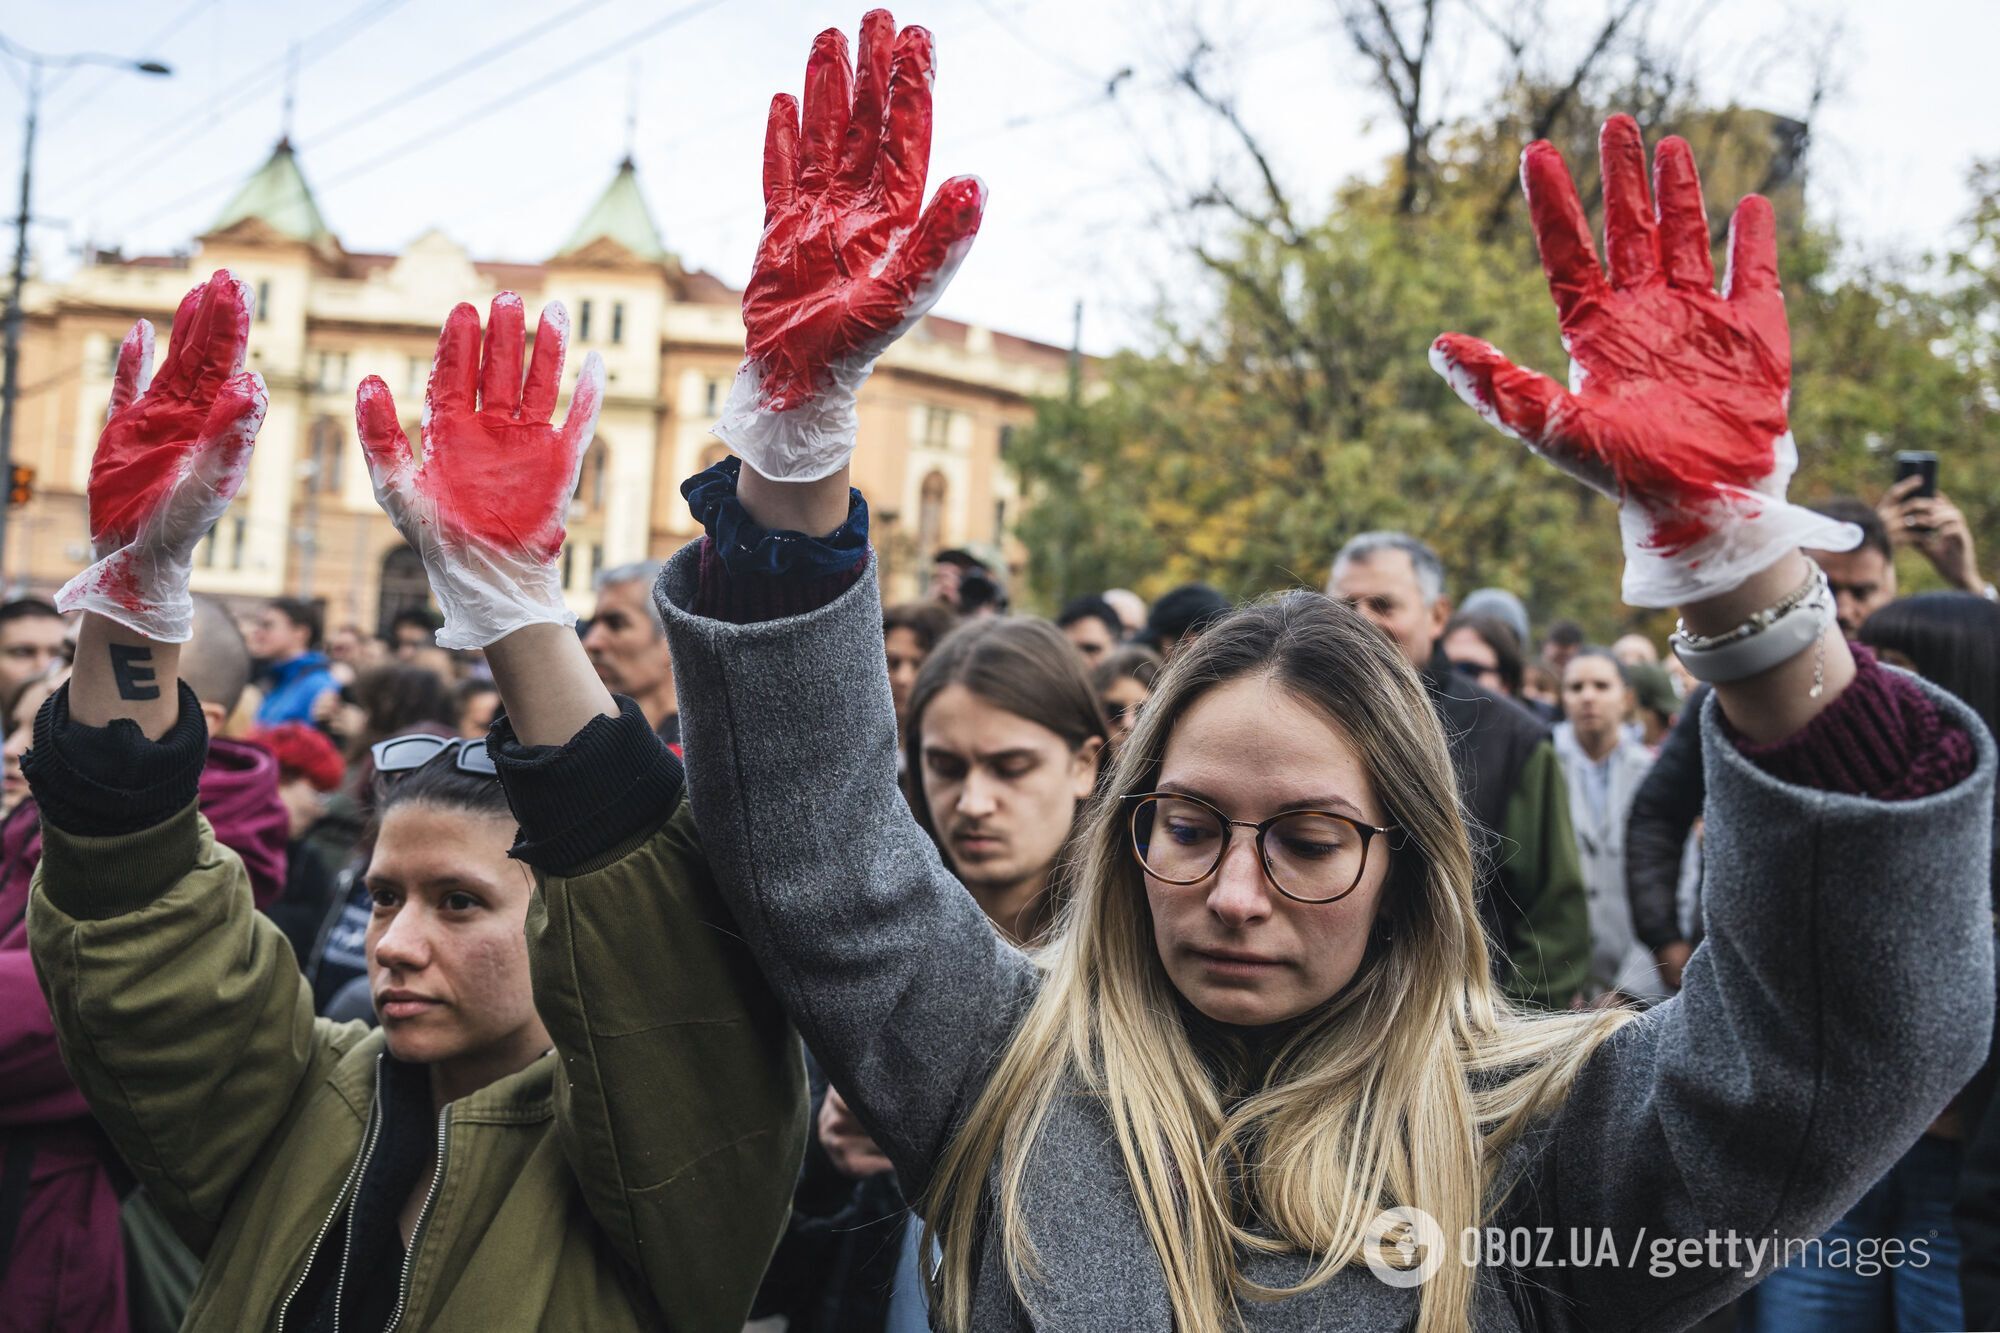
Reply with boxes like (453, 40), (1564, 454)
(278, 1056), (386, 1333)
(386, 1105), (452, 1331)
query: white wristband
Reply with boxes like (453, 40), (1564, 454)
(1669, 570), (1832, 685)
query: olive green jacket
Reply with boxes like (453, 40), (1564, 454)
(28, 798), (804, 1331)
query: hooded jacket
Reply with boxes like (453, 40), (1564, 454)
(1, 737), (289, 1333)
(256, 652), (338, 727)
(21, 682), (804, 1331)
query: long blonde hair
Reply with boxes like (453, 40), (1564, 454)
(921, 592), (1634, 1333)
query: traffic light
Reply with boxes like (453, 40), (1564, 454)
(6, 464), (31, 509)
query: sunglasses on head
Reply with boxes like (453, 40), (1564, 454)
(370, 733), (498, 780)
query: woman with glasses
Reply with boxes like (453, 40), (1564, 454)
(20, 270), (802, 1331)
(1093, 645), (1163, 760)
(653, 24), (1993, 1331)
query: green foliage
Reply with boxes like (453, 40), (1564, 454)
(1007, 109), (2000, 638)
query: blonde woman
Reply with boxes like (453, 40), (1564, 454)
(665, 14), (1991, 1331)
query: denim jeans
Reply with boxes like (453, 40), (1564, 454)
(1740, 1135), (1964, 1333)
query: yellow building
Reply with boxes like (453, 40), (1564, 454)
(4, 140), (1072, 629)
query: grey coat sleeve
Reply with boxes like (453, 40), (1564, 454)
(1514, 682), (1995, 1332)
(654, 543), (1039, 1198)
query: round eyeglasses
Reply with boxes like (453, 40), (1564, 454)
(1123, 792), (1402, 905)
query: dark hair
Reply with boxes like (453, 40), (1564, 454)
(904, 616), (1109, 848)
(1859, 593), (2000, 741)
(883, 601), (959, 654)
(1562, 645), (1631, 686)
(1091, 645), (1163, 694)
(1542, 619), (1585, 650)
(1810, 497), (1892, 563)
(390, 607), (442, 638)
(0, 598), (60, 629)
(267, 597), (324, 649)
(455, 677), (499, 707)
(1146, 583), (1232, 643)
(373, 747), (513, 841)
(349, 664), (460, 760)
(1441, 613), (1524, 697)
(1057, 595), (1124, 642)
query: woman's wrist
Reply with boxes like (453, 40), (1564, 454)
(483, 622), (617, 749)
(738, 458), (854, 538)
(1685, 552), (1856, 744)
(68, 612), (182, 739)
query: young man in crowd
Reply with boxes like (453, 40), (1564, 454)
(1143, 582), (1232, 660)
(1329, 530), (1591, 1008)
(0, 599), (66, 698)
(582, 559), (680, 746)
(1055, 593), (1125, 667)
(246, 596), (338, 726)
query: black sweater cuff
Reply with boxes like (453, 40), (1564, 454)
(488, 695), (685, 876)
(22, 680), (208, 837)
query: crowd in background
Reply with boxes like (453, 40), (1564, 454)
(2, 468), (1996, 1333)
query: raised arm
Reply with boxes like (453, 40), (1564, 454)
(658, 11), (1022, 1194)
(1434, 118), (1993, 1326)
(26, 274), (364, 1252)
(356, 298), (804, 1327)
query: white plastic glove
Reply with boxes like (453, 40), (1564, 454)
(355, 292), (605, 650)
(716, 10), (986, 482)
(1430, 115), (1858, 609)
(56, 271), (268, 642)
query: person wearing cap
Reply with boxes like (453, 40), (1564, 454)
(1459, 586), (1533, 657)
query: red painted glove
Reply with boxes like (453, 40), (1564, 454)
(717, 9), (986, 482)
(1431, 115), (1857, 608)
(56, 271), (267, 642)
(356, 293), (605, 649)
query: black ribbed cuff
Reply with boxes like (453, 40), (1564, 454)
(488, 694), (686, 876)
(22, 680), (208, 838)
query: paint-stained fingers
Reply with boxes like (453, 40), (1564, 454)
(1598, 115), (1659, 290)
(159, 371), (267, 551)
(521, 303), (570, 423)
(108, 320), (155, 416)
(1652, 137), (1715, 290)
(1521, 142), (1610, 326)
(798, 27), (854, 194)
(427, 303), (483, 418)
(151, 278), (212, 401)
(1430, 334), (1614, 494)
(876, 24), (936, 227)
(556, 352), (606, 471)
(480, 292), (528, 417)
(880, 174), (985, 301)
(837, 9), (896, 192)
(764, 94), (802, 217)
(186, 271), (254, 403)
(1723, 194), (1781, 300)
(356, 376), (415, 503)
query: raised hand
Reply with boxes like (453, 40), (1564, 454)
(1431, 115), (1858, 608)
(717, 8), (986, 482)
(356, 293), (605, 650)
(56, 271), (268, 642)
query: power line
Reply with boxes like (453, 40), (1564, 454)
(47, 0), (410, 211)
(40, 0), (223, 105)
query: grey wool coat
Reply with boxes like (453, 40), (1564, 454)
(656, 547), (1995, 1333)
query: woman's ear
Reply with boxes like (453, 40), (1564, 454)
(1072, 735), (1106, 797)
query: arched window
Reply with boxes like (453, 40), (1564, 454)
(916, 469), (947, 559)
(377, 545), (433, 639)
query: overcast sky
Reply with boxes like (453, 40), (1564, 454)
(3, 0), (1995, 355)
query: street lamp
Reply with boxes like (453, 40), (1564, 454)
(0, 36), (172, 587)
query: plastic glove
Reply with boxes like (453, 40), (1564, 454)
(356, 293), (605, 650)
(1430, 115), (1858, 608)
(56, 271), (268, 642)
(716, 9), (987, 482)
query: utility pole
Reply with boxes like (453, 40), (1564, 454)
(0, 38), (170, 582)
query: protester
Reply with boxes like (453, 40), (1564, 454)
(1093, 644), (1163, 757)
(1330, 530), (1590, 1007)
(1055, 592), (1125, 666)
(1458, 586), (1533, 654)
(0, 598), (65, 699)
(932, 548), (1007, 617)
(1522, 658), (1561, 712)
(1540, 618), (1584, 674)
(0, 673), (53, 815)
(883, 600), (958, 744)
(1144, 581), (1232, 660)
(1881, 474), (1995, 600)
(324, 621), (376, 683)
(1807, 497), (1898, 639)
(582, 560), (680, 745)
(246, 596), (339, 725)
(1552, 650), (1667, 1002)
(1101, 587), (1147, 639)
(251, 719), (365, 966)
(1442, 610), (1527, 699)
(635, 69), (1995, 1329)
(22, 269), (803, 1329)
(1625, 662), (1679, 749)
(387, 606), (441, 659)
(1611, 632), (1659, 667)
(455, 677), (501, 739)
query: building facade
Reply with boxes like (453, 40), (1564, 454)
(4, 140), (1071, 630)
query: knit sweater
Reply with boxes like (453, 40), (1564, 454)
(656, 470), (1993, 1330)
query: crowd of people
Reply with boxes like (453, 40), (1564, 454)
(1, 11), (1997, 1333)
